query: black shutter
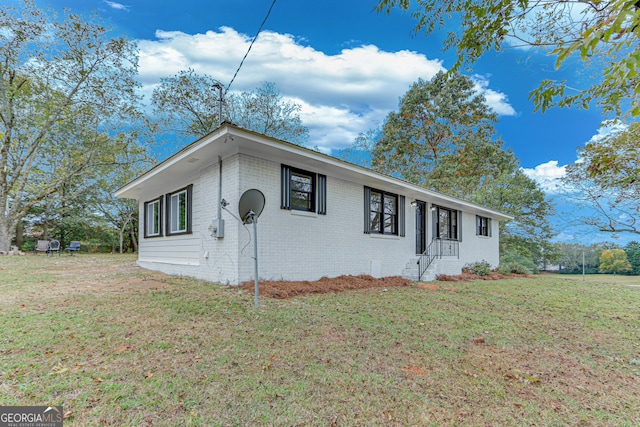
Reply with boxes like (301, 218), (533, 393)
(165, 193), (171, 235)
(143, 201), (149, 238)
(364, 186), (371, 234)
(458, 210), (463, 242)
(399, 195), (405, 237)
(318, 174), (327, 215)
(432, 205), (438, 240)
(281, 165), (291, 209)
(186, 184), (193, 234)
(158, 197), (163, 237)
(488, 218), (492, 237)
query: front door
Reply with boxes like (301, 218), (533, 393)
(415, 200), (426, 254)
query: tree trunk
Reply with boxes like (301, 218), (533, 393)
(0, 219), (12, 253)
(129, 228), (138, 253)
(42, 222), (49, 241)
(15, 221), (24, 249)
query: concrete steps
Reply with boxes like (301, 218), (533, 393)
(401, 257), (437, 282)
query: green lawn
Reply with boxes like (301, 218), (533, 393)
(1, 255), (639, 426)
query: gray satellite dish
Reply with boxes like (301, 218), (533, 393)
(238, 188), (265, 307)
(238, 189), (265, 224)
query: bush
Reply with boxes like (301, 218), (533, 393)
(462, 260), (492, 276)
(21, 240), (35, 252)
(497, 262), (531, 275)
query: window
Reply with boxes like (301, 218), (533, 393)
(166, 185), (192, 236)
(476, 215), (491, 237)
(144, 198), (162, 238)
(281, 165), (326, 214)
(291, 169), (315, 211)
(433, 206), (461, 240)
(364, 187), (405, 236)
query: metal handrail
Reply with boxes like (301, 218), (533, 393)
(416, 239), (460, 280)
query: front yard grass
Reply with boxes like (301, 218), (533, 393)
(0, 255), (639, 426)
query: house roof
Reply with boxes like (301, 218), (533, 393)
(115, 123), (513, 220)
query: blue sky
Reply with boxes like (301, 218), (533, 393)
(28, 0), (635, 245)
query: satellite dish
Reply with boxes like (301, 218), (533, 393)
(237, 188), (266, 308)
(238, 189), (265, 224)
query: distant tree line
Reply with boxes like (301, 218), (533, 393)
(542, 241), (640, 275)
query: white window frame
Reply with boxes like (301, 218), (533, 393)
(144, 198), (162, 238)
(166, 185), (192, 236)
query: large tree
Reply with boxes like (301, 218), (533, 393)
(563, 122), (639, 235)
(370, 72), (554, 264)
(152, 70), (308, 144)
(599, 248), (632, 274)
(371, 71), (497, 184)
(375, 0), (640, 117)
(624, 241), (640, 274)
(0, 0), (145, 253)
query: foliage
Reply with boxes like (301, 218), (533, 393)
(624, 241), (640, 274)
(462, 260), (492, 276)
(563, 122), (640, 235)
(500, 244), (539, 273)
(226, 82), (309, 144)
(152, 71), (308, 144)
(552, 242), (602, 274)
(371, 71), (497, 184)
(497, 261), (531, 275)
(151, 69), (223, 138)
(376, 0), (640, 117)
(369, 72), (553, 267)
(599, 248), (633, 274)
(0, 0), (147, 253)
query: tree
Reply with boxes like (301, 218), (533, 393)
(584, 122), (640, 189)
(624, 241), (640, 275)
(376, 0), (640, 117)
(599, 248), (632, 274)
(226, 82), (309, 144)
(0, 0), (145, 253)
(563, 122), (639, 235)
(151, 69), (223, 139)
(371, 71), (497, 184)
(152, 71), (309, 144)
(369, 72), (554, 266)
(552, 242), (601, 273)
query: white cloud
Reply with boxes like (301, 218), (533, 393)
(521, 160), (567, 193)
(137, 26), (516, 151)
(587, 120), (627, 144)
(104, 1), (129, 11)
(473, 75), (517, 116)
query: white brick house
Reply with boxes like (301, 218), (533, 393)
(115, 124), (512, 284)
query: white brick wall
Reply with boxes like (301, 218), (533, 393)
(135, 152), (502, 284)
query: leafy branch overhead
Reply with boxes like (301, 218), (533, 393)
(563, 122), (640, 235)
(376, 0), (640, 117)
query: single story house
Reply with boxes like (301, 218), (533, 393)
(115, 124), (512, 285)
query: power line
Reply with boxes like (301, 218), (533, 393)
(225, 0), (278, 94)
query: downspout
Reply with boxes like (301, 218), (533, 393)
(209, 155), (225, 240)
(212, 155), (225, 239)
(218, 155), (223, 224)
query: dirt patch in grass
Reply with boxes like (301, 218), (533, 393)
(241, 275), (412, 299)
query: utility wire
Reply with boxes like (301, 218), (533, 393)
(225, 0), (277, 94)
